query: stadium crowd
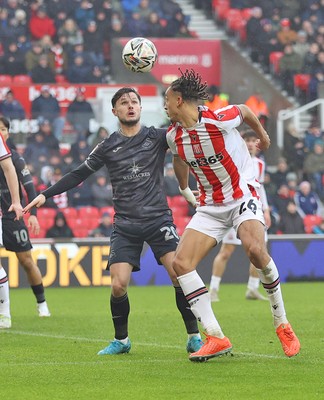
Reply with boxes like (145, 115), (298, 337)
(0, 0), (193, 84)
(0, 0), (323, 237)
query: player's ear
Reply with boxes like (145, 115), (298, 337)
(112, 108), (117, 116)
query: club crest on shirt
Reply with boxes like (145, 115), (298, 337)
(216, 113), (225, 120)
(142, 139), (153, 149)
(193, 143), (203, 155)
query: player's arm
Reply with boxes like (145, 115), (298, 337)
(238, 104), (270, 151)
(173, 154), (196, 207)
(23, 163), (94, 213)
(0, 157), (23, 220)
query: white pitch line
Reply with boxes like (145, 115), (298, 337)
(2, 330), (292, 360)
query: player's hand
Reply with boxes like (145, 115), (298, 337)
(28, 215), (40, 235)
(8, 202), (23, 221)
(23, 194), (46, 213)
(263, 209), (272, 229)
(179, 187), (197, 207)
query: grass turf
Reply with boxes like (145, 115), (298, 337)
(1, 283), (323, 400)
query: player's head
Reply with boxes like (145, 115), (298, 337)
(164, 69), (208, 123)
(0, 117), (10, 140)
(111, 87), (142, 127)
(242, 130), (258, 156)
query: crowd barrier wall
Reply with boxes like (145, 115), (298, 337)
(2, 235), (323, 289)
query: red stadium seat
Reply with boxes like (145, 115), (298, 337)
(0, 75), (12, 85)
(214, 0), (230, 21)
(36, 208), (57, 230)
(12, 74), (32, 84)
(78, 206), (100, 219)
(241, 8), (253, 20)
(269, 52), (284, 75)
(294, 74), (311, 96)
(69, 218), (89, 237)
(29, 228), (46, 239)
(225, 9), (242, 32)
(303, 215), (322, 234)
(60, 207), (78, 225)
(55, 74), (68, 83)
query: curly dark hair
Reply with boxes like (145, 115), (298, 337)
(170, 69), (209, 101)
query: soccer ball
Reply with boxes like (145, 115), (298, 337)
(122, 37), (157, 73)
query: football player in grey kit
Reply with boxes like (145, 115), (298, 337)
(24, 87), (203, 355)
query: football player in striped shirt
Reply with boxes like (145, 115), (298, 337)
(164, 69), (300, 361)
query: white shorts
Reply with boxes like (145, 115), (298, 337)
(186, 194), (265, 244)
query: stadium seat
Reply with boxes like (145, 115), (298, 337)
(0, 75), (12, 85)
(294, 74), (311, 97)
(12, 74), (32, 84)
(174, 216), (191, 236)
(213, 0), (230, 22)
(225, 9), (242, 32)
(78, 206), (100, 219)
(36, 208), (57, 230)
(29, 228), (46, 239)
(241, 8), (253, 20)
(55, 74), (68, 83)
(269, 52), (284, 75)
(60, 207), (78, 224)
(303, 215), (322, 234)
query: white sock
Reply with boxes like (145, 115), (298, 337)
(188, 332), (201, 339)
(115, 337), (129, 345)
(210, 275), (221, 291)
(178, 270), (224, 338)
(247, 277), (260, 291)
(257, 259), (288, 328)
(0, 267), (10, 318)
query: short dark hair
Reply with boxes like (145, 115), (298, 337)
(111, 87), (141, 107)
(241, 130), (258, 139)
(0, 117), (10, 130)
(170, 69), (209, 101)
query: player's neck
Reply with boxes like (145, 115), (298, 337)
(178, 108), (199, 129)
(118, 124), (141, 137)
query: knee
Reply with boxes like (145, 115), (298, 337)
(219, 248), (232, 262)
(172, 253), (191, 276)
(245, 242), (267, 266)
(111, 278), (127, 297)
(19, 258), (35, 272)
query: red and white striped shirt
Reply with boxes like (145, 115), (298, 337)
(166, 105), (260, 206)
(0, 132), (11, 161)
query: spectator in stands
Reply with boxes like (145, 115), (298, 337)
(303, 42), (320, 74)
(29, 5), (56, 40)
(94, 9), (111, 43)
(283, 123), (305, 178)
(277, 18), (298, 48)
(83, 20), (104, 67)
(23, 131), (50, 172)
(286, 172), (299, 198)
(303, 139), (324, 198)
(48, 168), (69, 209)
(87, 126), (110, 148)
(304, 124), (324, 153)
(30, 54), (56, 83)
(146, 11), (165, 37)
(246, 6), (264, 62)
(271, 157), (290, 189)
(45, 211), (74, 238)
(25, 41), (44, 73)
(2, 40), (27, 76)
(245, 91), (269, 129)
(91, 174), (113, 208)
(66, 88), (95, 135)
(31, 85), (64, 141)
(109, 12), (129, 39)
(294, 180), (323, 217)
(66, 55), (93, 83)
(0, 90), (26, 120)
(164, 163), (180, 197)
(69, 134), (92, 164)
(309, 66), (324, 102)
(61, 153), (78, 174)
(126, 10), (147, 37)
(204, 85), (229, 111)
(278, 200), (305, 234)
(90, 212), (113, 237)
(292, 30), (310, 60)
(165, 10), (188, 38)
(37, 120), (60, 154)
(301, 19), (316, 42)
(280, 0), (302, 21)
(273, 183), (295, 215)
(255, 19), (281, 72)
(58, 18), (83, 51)
(17, 33), (31, 55)
(68, 180), (93, 208)
(67, 41), (93, 68)
(74, 0), (96, 31)
(279, 44), (303, 95)
(121, 0), (140, 18)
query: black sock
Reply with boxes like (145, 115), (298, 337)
(110, 293), (130, 340)
(31, 284), (45, 304)
(174, 286), (199, 334)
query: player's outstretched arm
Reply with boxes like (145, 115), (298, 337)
(23, 194), (46, 213)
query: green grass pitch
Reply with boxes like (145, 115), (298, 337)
(1, 283), (323, 400)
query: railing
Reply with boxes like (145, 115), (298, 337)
(277, 99), (324, 149)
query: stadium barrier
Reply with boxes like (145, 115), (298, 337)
(2, 235), (323, 288)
